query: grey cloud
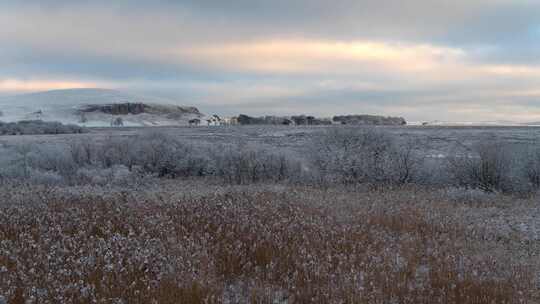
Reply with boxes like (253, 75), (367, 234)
(2, 1), (540, 121)
(4, 1), (540, 44)
(0, 45), (229, 82)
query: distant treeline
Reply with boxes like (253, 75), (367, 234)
(236, 114), (406, 126)
(0, 120), (87, 135)
(237, 114), (331, 126)
(333, 115), (406, 126)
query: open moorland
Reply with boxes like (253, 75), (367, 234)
(1, 125), (540, 303)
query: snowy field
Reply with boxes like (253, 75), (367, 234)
(1, 125), (540, 303)
(3, 124), (540, 153)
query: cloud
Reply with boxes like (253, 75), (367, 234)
(176, 40), (465, 74)
(0, 79), (103, 93)
(2, 1), (540, 121)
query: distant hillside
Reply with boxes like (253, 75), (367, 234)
(0, 88), (202, 127)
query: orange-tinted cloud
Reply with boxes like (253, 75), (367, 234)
(0, 79), (101, 93)
(176, 39), (465, 74)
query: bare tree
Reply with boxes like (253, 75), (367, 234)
(111, 117), (124, 127)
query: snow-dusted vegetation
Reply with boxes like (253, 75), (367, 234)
(0, 131), (304, 186)
(0, 120), (86, 136)
(1, 183), (538, 303)
(1, 126), (540, 303)
(1, 126), (540, 193)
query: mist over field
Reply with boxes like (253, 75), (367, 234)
(3, 1), (540, 303)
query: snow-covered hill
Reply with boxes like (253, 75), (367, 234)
(0, 88), (203, 127)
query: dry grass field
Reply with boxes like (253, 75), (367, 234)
(1, 180), (538, 303)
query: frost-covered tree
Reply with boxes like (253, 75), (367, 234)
(310, 127), (423, 185)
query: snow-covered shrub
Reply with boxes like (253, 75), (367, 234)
(27, 144), (78, 179)
(69, 140), (96, 167)
(521, 144), (540, 190)
(310, 127), (424, 186)
(0, 120), (86, 135)
(128, 132), (200, 178)
(0, 164), (26, 182)
(210, 145), (304, 184)
(446, 141), (522, 193)
(0, 145), (26, 181)
(96, 136), (134, 168)
(27, 169), (64, 186)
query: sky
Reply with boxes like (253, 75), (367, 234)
(2, 0), (540, 122)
